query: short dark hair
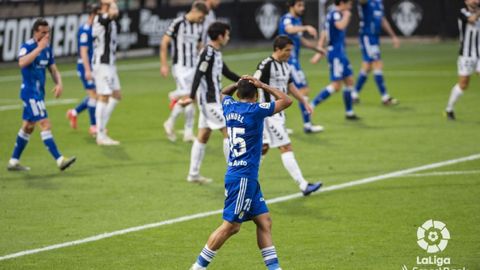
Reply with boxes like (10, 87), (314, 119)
(273, 35), (294, 51)
(237, 79), (257, 99)
(334, 0), (351, 5)
(32, 18), (49, 32)
(208, 22), (231, 40)
(286, 0), (303, 7)
(192, 0), (209, 15)
(87, 3), (100, 15)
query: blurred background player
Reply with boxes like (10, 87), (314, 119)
(67, 4), (100, 136)
(351, 0), (399, 105)
(189, 77), (291, 270)
(7, 19), (76, 171)
(181, 22), (240, 184)
(92, 0), (121, 145)
(160, 1), (208, 142)
(256, 35), (322, 196)
(278, 0), (326, 133)
(445, 0), (480, 120)
(202, 0), (221, 45)
(310, 0), (359, 120)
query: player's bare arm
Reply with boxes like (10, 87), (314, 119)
(335, 9), (352, 30)
(288, 83), (313, 114)
(245, 76), (292, 113)
(19, 34), (49, 68)
(310, 31), (327, 64)
(48, 64), (63, 98)
(382, 18), (400, 48)
(160, 35), (172, 77)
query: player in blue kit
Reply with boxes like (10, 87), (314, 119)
(189, 77), (292, 270)
(350, 0), (399, 105)
(310, 0), (359, 120)
(278, 0), (325, 133)
(67, 4), (100, 136)
(7, 19), (76, 171)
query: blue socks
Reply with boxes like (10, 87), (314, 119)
(196, 245), (216, 268)
(74, 97), (89, 115)
(299, 99), (311, 124)
(41, 130), (61, 160)
(262, 246), (280, 270)
(312, 86), (334, 106)
(355, 70), (368, 93)
(87, 98), (97, 126)
(11, 129), (30, 160)
(343, 88), (354, 114)
(374, 70), (387, 96)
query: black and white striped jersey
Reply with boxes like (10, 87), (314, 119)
(166, 16), (203, 68)
(190, 45), (240, 104)
(255, 56), (293, 103)
(202, 10), (216, 45)
(458, 7), (480, 58)
(92, 13), (118, 65)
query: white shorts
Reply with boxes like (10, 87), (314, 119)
(262, 115), (290, 148)
(198, 103), (226, 130)
(457, 56), (480, 76)
(171, 64), (196, 98)
(93, 64), (121, 95)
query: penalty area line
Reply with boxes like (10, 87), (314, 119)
(1, 153), (479, 262)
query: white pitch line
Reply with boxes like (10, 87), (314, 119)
(0, 98), (79, 112)
(395, 170), (480, 178)
(1, 153), (479, 262)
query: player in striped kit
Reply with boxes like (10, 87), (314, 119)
(160, 1), (208, 142)
(445, 0), (480, 120)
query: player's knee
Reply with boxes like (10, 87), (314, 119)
(262, 144), (269, 155)
(459, 81), (469, 90)
(224, 224), (241, 236)
(113, 91), (122, 100)
(23, 124), (35, 134)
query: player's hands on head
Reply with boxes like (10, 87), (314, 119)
(241, 75), (263, 88)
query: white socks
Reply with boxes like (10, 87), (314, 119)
(446, 84), (464, 112)
(184, 103), (195, 135)
(96, 100), (108, 137)
(223, 138), (229, 163)
(104, 97), (119, 128)
(168, 103), (184, 124)
(281, 151), (308, 191)
(189, 140), (206, 176)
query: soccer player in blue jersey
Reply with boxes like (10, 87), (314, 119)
(310, 0), (359, 120)
(278, 0), (326, 133)
(351, 0), (400, 105)
(7, 19), (76, 171)
(189, 77), (292, 270)
(67, 4), (99, 136)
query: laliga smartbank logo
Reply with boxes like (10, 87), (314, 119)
(401, 220), (468, 270)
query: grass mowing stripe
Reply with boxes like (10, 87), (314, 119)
(1, 153), (479, 262)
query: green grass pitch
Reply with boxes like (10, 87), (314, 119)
(0, 41), (479, 269)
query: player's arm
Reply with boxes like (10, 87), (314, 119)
(335, 10), (351, 30)
(246, 76), (292, 114)
(285, 24), (317, 38)
(80, 45), (92, 80)
(222, 62), (240, 82)
(221, 82), (238, 97)
(381, 18), (400, 48)
(160, 34), (172, 77)
(287, 82), (312, 114)
(310, 31), (327, 64)
(467, 9), (480, 24)
(18, 34), (49, 68)
(301, 37), (326, 55)
(100, 0), (119, 19)
(48, 64), (63, 98)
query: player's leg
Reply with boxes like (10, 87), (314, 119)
(190, 221), (241, 269)
(184, 101), (196, 142)
(67, 97), (88, 129)
(446, 57), (475, 120)
(188, 126), (213, 183)
(278, 144), (322, 195)
(252, 213), (282, 270)
(38, 118), (76, 170)
(103, 66), (121, 133)
(352, 61), (371, 102)
(7, 120), (35, 171)
(343, 75), (359, 120)
(372, 60), (398, 105)
(312, 57), (344, 107)
(85, 89), (97, 136)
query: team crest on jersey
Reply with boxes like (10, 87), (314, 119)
(255, 3), (280, 39)
(392, 0), (423, 36)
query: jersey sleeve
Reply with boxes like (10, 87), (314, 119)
(190, 47), (213, 99)
(17, 43), (31, 59)
(459, 8), (470, 24)
(253, 101), (275, 120)
(166, 19), (181, 38)
(222, 62), (240, 82)
(78, 29), (90, 48)
(96, 13), (111, 26)
(254, 59), (272, 102)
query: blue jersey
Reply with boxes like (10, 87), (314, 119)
(278, 13), (302, 65)
(358, 0), (384, 36)
(77, 23), (94, 66)
(222, 96), (275, 182)
(17, 39), (55, 100)
(325, 9), (347, 58)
